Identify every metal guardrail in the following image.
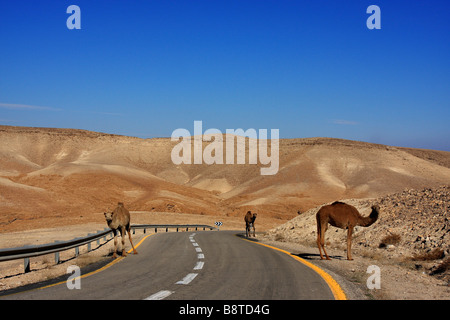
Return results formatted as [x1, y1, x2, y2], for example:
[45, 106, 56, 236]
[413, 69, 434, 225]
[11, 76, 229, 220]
[131, 224, 217, 233]
[0, 224, 217, 273]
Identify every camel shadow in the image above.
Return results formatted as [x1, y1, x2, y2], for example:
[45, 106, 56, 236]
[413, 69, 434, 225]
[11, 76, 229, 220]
[234, 233, 345, 260]
[235, 233, 261, 242]
[106, 249, 131, 257]
[291, 252, 345, 260]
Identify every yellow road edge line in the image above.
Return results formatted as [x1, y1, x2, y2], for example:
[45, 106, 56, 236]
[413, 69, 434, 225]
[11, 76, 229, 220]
[10, 233, 155, 294]
[241, 238, 347, 300]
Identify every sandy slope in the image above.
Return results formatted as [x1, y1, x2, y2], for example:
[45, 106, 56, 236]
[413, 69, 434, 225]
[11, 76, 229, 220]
[1, 125, 450, 233]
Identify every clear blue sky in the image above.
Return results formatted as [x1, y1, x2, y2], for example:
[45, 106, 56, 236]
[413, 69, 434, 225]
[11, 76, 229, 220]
[1, 1, 449, 150]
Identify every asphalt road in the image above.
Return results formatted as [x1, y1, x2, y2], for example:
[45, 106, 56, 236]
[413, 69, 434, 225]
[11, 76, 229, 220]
[1, 231, 338, 300]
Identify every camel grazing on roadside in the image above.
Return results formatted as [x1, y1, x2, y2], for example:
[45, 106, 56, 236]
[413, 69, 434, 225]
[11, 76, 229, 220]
[316, 201, 380, 260]
[244, 211, 257, 237]
[104, 202, 138, 258]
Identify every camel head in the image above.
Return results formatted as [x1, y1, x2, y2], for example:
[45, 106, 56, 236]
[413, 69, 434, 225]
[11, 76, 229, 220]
[371, 204, 380, 212]
[371, 205, 380, 217]
[104, 211, 114, 224]
[364, 204, 380, 226]
[252, 212, 257, 221]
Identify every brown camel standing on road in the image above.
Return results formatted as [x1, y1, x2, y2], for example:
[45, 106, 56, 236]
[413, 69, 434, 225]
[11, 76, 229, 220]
[316, 201, 380, 260]
[244, 211, 257, 237]
[104, 202, 138, 258]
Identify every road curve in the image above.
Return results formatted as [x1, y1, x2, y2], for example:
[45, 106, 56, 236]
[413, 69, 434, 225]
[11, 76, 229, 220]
[1, 231, 340, 300]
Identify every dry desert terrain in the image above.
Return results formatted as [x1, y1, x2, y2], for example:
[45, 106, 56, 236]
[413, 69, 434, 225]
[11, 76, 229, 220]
[0, 125, 449, 298]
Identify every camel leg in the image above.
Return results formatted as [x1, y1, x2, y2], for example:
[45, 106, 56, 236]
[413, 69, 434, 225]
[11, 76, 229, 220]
[318, 223, 330, 260]
[252, 224, 256, 237]
[317, 233, 324, 260]
[112, 231, 118, 259]
[347, 226, 354, 260]
[316, 219, 324, 259]
[321, 237, 331, 260]
[120, 226, 127, 257]
[245, 224, 249, 237]
[127, 226, 138, 254]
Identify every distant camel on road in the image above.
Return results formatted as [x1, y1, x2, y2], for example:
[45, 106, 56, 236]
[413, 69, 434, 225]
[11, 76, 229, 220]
[244, 211, 257, 237]
[316, 201, 380, 260]
[104, 202, 138, 258]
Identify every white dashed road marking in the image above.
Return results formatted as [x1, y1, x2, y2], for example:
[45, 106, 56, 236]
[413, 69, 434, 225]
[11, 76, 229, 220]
[193, 261, 204, 270]
[144, 290, 174, 300]
[144, 232, 205, 300]
[176, 273, 198, 285]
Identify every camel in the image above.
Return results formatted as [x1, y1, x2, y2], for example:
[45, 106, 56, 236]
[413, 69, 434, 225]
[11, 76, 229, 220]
[244, 211, 257, 237]
[316, 201, 380, 260]
[104, 202, 138, 258]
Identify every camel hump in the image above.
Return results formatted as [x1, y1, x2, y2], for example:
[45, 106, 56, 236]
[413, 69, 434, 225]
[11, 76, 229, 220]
[118, 202, 124, 207]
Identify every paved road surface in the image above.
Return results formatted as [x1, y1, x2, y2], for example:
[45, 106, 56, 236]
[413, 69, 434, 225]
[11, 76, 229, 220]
[1, 231, 337, 300]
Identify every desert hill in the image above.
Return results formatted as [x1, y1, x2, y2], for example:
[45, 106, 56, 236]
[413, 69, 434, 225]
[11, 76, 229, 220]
[1, 125, 450, 232]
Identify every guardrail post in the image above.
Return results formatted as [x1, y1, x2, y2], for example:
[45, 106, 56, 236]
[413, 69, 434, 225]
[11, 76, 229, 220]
[54, 241, 61, 264]
[103, 228, 109, 241]
[24, 258, 30, 273]
[166, 227, 168, 232]
[155, 228, 157, 233]
[75, 246, 79, 257]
